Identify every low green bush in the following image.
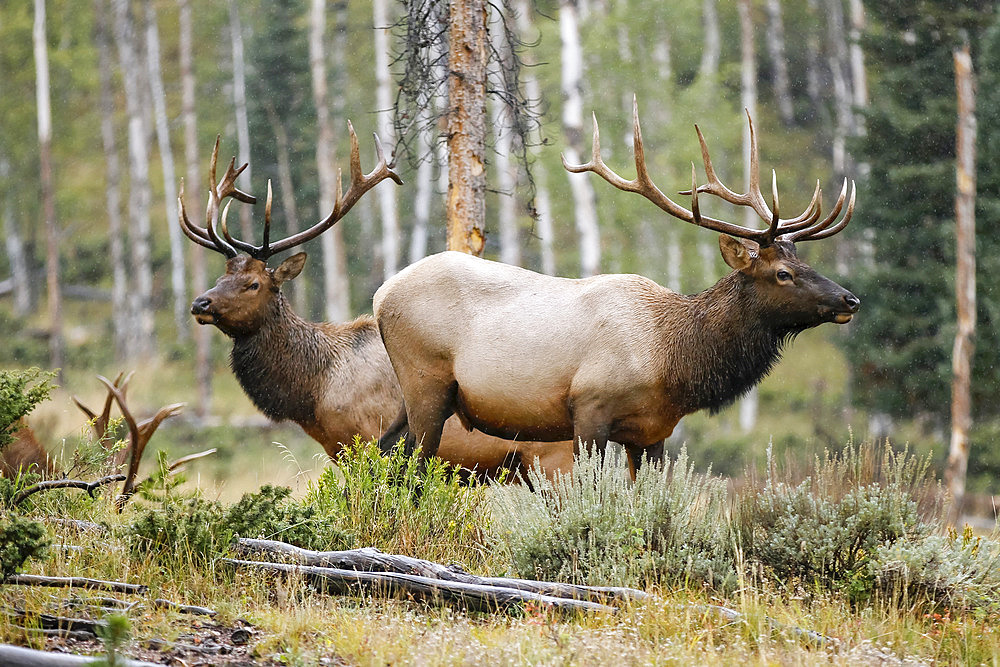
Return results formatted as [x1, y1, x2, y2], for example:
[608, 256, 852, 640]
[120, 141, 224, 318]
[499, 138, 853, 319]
[0, 367, 54, 452]
[0, 515, 49, 578]
[492, 446, 735, 589]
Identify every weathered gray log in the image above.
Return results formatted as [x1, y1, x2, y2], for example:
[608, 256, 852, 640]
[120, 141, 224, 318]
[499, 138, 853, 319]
[234, 538, 648, 603]
[9, 625, 97, 641]
[3, 607, 104, 635]
[3, 575, 147, 595]
[0, 643, 161, 666]
[151, 598, 216, 616]
[222, 558, 615, 614]
[12, 475, 126, 506]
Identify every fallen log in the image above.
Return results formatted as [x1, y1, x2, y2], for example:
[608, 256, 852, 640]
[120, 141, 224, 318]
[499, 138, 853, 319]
[221, 558, 615, 614]
[234, 538, 649, 604]
[3, 607, 105, 635]
[12, 475, 126, 507]
[0, 643, 161, 667]
[151, 598, 217, 616]
[3, 575, 147, 595]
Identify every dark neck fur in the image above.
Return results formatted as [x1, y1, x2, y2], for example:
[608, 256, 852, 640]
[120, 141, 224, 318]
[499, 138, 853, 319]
[229, 294, 349, 425]
[668, 272, 801, 414]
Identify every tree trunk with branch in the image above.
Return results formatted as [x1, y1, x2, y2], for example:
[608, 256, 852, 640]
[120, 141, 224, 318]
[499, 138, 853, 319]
[446, 0, 488, 257]
[179, 0, 212, 417]
[309, 0, 351, 321]
[34, 0, 63, 377]
[560, 0, 600, 277]
[144, 0, 186, 342]
[947, 40, 976, 526]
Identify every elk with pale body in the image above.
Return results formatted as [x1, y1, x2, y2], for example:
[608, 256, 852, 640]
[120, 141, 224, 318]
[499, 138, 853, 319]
[180, 126, 575, 480]
[374, 103, 859, 471]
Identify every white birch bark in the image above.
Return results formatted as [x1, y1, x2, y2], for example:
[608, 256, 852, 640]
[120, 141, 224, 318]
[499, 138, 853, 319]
[97, 0, 129, 360]
[112, 0, 155, 358]
[738, 0, 759, 433]
[409, 120, 433, 264]
[373, 0, 400, 277]
[179, 0, 212, 418]
[490, 14, 520, 267]
[310, 0, 350, 322]
[560, 0, 600, 277]
[144, 0, 186, 342]
[765, 0, 794, 125]
[514, 0, 555, 275]
[228, 0, 254, 240]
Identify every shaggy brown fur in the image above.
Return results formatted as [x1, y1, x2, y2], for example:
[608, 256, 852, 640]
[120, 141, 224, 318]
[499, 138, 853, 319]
[0, 421, 55, 478]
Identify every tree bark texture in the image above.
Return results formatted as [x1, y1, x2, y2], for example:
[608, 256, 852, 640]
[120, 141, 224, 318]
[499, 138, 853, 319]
[765, 0, 794, 125]
[738, 0, 759, 433]
[228, 0, 254, 240]
[179, 0, 213, 417]
[446, 0, 488, 256]
[34, 0, 63, 377]
[97, 0, 129, 362]
[144, 0, 186, 343]
[111, 0, 155, 359]
[947, 41, 976, 525]
[310, 0, 351, 322]
[373, 0, 400, 276]
[560, 0, 600, 277]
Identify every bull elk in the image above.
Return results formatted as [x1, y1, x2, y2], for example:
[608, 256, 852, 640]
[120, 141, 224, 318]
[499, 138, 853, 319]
[180, 125, 575, 480]
[0, 421, 55, 478]
[374, 102, 859, 469]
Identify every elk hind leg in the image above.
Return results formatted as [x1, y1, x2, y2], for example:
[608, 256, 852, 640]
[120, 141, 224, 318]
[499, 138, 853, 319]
[404, 381, 457, 461]
[377, 404, 410, 455]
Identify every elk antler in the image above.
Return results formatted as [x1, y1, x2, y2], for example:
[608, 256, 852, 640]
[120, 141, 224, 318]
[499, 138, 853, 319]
[73, 371, 130, 450]
[179, 123, 402, 262]
[96, 375, 184, 512]
[563, 96, 854, 247]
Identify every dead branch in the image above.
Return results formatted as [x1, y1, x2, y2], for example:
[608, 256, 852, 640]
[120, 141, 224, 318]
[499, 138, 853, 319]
[221, 558, 616, 614]
[0, 643, 162, 666]
[11, 474, 126, 506]
[3, 606, 105, 635]
[234, 538, 649, 604]
[3, 574, 147, 595]
[151, 598, 217, 616]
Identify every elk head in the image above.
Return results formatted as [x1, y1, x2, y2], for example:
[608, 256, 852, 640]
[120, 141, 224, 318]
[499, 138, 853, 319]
[179, 124, 401, 336]
[563, 97, 859, 330]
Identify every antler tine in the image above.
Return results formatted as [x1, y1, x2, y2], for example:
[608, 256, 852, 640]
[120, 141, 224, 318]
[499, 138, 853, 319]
[261, 180, 273, 256]
[787, 179, 848, 241]
[790, 180, 855, 242]
[771, 180, 824, 234]
[263, 122, 403, 257]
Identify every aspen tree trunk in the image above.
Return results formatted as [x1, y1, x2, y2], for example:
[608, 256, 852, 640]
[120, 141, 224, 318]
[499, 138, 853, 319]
[560, 0, 600, 277]
[34, 0, 63, 377]
[373, 0, 400, 276]
[698, 0, 720, 80]
[765, 0, 794, 125]
[112, 0, 155, 358]
[514, 0, 555, 275]
[228, 0, 254, 240]
[490, 16, 520, 267]
[738, 0, 759, 433]
[145, 0, 187, 342]
[447, 0, 488, 256]
[804, 0, 826, 121]
[179, 0, 212, 418]
[310, 0, 350, 322]
[265, 102, 306, 316]
[97, 0, 129, 361]
[409, 117, 433, 264]
[824, 0, 852, 176]
[1, 158, 31, 317]
[946, 41, 976, 526]
[847, 0, 868, 128]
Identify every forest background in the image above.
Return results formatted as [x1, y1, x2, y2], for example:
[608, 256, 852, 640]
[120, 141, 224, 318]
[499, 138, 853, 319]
[3, 0, 999, 507]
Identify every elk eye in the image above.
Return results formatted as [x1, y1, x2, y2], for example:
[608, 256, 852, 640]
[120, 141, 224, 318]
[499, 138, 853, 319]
[248, 282, 260, 291]
[776, 270, 793, 283]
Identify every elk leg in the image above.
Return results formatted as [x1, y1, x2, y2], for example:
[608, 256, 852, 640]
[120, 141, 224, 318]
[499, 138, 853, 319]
[403, 381, 457, 461]
[377, 404, 410, 455]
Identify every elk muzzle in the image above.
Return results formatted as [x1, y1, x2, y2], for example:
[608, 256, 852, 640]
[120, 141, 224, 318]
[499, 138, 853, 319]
[828, 291, 860, 324]
[191, 295, 216, 325]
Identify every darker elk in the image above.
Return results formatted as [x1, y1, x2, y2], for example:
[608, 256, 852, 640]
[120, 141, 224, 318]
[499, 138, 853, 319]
[180, 126, 576, 480]
[374, 102, 859, 470]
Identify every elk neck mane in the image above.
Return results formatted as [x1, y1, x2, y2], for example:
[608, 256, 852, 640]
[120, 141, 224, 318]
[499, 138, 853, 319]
[662, 270, 803, 415]
[229, 292, 370, 426]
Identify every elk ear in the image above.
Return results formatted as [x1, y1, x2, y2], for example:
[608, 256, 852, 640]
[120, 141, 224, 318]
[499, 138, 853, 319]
[719, 235, 756, 271]
[273, 252, 307, 286]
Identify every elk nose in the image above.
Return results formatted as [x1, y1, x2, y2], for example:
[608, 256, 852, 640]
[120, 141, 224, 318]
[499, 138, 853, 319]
[191, 295, 212, 315]
[842, 293, 860, 312]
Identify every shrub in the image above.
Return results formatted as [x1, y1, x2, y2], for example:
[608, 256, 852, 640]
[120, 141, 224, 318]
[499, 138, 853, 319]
[305, 439, 492, 566]
[735, 441, 935, 595]
[0, 516, 49, 577]
[0, 368, 54, 452]
[492, 446, 735, 589]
